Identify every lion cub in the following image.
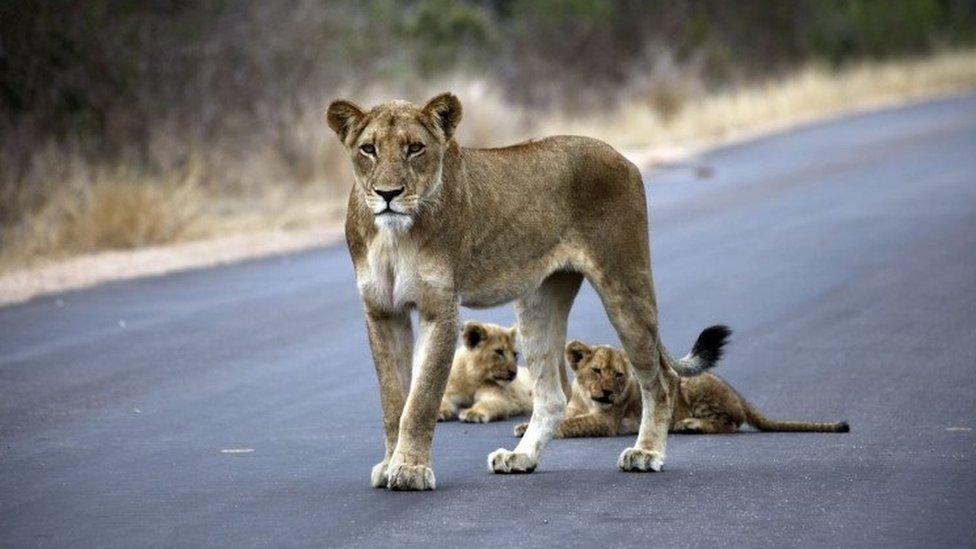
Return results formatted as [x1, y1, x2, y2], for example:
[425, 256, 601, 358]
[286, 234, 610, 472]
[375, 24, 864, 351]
[516, 327, 849, 437]
[438, 321, 532, 423]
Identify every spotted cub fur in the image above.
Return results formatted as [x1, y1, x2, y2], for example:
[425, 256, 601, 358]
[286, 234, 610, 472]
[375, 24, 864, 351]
[515, 327, 849, 437]
[438, 321, 532, 423]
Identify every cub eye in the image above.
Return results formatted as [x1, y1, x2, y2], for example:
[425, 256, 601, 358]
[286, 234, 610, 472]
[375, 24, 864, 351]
[591, 368, 602, 374]
[360, 143, 376, 155]
[495, 349, 505, 357]
[513, 351, 519, 360]
[615, 372, 625, 379]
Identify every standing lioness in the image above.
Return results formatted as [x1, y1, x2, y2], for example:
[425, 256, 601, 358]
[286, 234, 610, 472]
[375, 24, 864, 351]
[327, 92, 724, 490]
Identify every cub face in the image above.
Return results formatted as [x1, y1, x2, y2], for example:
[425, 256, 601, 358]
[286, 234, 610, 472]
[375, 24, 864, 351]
[461, 321, 519, 385]
[566, 341, 631, 407]
[325, 93, 463, 232]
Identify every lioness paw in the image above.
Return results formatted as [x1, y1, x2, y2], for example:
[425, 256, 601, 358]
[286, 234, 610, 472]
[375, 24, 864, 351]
[617, 447, 664, 472]
[488, 448, 537, 474]
[460, 408, 491, 423]
[386, 464, 436, 491]
[370, 460, 390, 489]
[513, 422, 528, 437]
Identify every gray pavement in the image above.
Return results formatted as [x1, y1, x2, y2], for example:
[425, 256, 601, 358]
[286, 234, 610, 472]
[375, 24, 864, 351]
[2, 94, 976, 548]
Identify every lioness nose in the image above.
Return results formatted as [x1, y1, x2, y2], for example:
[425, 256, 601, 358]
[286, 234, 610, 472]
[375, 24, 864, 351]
[375, 188, 404, 203]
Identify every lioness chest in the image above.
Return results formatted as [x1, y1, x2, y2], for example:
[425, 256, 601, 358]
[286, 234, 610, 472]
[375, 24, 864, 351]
[356, 232, 453, 312]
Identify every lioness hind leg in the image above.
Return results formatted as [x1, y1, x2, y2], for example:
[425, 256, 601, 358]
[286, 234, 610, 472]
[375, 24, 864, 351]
[489, 272, 582, 474]
[589, 268, 671, 472]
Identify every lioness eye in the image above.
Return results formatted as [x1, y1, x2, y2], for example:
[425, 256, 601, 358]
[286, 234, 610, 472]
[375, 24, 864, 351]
[360, 143, 375, 155]
[407, 142, 425, 155]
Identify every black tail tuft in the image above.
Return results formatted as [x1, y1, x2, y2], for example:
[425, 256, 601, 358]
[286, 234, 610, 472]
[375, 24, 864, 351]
[837, 422, 851, 433]
[690, 325, 732, 367]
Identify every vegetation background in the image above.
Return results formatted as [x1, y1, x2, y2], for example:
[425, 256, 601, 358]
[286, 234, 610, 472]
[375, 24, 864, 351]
[3, 0, 976, 271]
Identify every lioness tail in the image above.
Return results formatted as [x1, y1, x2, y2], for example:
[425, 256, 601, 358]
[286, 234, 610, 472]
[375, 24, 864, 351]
[667, 325, 732, 377]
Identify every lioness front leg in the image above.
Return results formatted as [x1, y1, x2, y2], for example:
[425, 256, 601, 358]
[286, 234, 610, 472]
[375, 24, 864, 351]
[489, 272, 581, 474]
[386, 304, 458, 491]
[363, 309, 413, 488]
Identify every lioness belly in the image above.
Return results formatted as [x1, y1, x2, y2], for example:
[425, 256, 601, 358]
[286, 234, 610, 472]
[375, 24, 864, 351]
[458, 246, 582, 309]
[459, 282, 534, 309]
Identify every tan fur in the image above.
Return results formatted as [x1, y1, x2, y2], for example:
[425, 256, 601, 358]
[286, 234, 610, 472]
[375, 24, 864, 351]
[327, 92, 702, 490]
[438, 322, 532, 423]
[514, 342, 849, 438]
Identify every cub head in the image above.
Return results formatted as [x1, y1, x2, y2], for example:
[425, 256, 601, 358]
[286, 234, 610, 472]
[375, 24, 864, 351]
[566, 341, 631, 407]
[460, 321, 519, 385]
[326, 93, 462, 232]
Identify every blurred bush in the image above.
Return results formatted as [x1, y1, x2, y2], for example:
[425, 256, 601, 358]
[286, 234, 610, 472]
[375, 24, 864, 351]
[1, 0, 975, 262]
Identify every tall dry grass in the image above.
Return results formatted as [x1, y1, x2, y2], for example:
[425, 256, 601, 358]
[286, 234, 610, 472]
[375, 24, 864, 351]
[3, 49, 976, 273]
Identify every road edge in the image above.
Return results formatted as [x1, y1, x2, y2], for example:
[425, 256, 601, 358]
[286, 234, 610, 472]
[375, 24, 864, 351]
[1, 89, 971, 307]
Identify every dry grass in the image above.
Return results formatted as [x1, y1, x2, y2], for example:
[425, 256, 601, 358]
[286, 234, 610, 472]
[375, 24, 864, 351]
[3, 49, 976, 274]
[0, 175, 202, 268]
[556, 49, 976, 148]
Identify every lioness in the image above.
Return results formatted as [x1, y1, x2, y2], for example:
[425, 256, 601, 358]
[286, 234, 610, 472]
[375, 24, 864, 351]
[437, 321, 532, 423]
[327, 92, 724, 490]
[515, 331, 849, 438]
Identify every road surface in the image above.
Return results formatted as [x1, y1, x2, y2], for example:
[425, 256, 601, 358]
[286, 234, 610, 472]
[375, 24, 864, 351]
[2, 94, 975, 548]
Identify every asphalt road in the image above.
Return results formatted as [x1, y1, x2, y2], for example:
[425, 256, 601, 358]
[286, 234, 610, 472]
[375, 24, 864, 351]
[3, 94, 976, 548]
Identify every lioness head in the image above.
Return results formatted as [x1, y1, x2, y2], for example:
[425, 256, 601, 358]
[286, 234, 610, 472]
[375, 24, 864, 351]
[461, 321, 519, 385]
[566, 341, 631, 406]
[326, 93, 462, 232]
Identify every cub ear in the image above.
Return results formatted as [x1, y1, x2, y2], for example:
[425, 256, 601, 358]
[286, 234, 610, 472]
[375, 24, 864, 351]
[507, 325, 518, 339]
[326, 99, 365, 142]
[422, 92, 462, 140]
[461, 321, 488, 349]
[565, 340, 591, 371]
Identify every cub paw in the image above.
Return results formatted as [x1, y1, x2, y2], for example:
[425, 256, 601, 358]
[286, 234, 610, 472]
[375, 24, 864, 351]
[386, 464, 436, 491]
[617, 447, 664, 472]
[487, 448, 537, 474]
[513, 422, 528, 437]
[370, 460, 389, 489]
[460, 408, 491, 423]
[437, 406, 457, 422]
[672, 418, 703, 434]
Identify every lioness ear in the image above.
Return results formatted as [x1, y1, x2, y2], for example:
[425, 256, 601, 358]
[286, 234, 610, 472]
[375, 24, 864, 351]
[462, 321, 488, 349]
[326, 99, 365, 142]
[422, 92, 462, 140]
[565, 340, 591, 371]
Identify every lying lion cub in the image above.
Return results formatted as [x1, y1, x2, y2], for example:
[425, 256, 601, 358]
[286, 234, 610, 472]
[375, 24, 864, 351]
[516, 328, 849, 438]
[438, 321, 532, 423]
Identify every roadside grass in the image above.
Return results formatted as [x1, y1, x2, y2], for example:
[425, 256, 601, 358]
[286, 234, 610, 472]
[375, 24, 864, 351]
[2, 49, 975, 274]
[557, 48, 976, 148]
